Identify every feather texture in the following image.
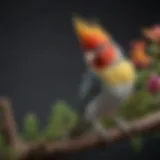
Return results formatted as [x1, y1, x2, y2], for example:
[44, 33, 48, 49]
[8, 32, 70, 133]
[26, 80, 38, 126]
[94, 59, 135, 87]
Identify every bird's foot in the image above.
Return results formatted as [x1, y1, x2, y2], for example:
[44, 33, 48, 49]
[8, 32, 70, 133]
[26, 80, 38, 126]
[114, 117, 131, 134]
[93, 121, 109, 140]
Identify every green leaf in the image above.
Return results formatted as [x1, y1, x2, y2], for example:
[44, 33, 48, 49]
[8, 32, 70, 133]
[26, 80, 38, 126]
[130, 135, 143, 152]
[1, 146, 16, 160]
[147, 43, 160, 58]
[118, 90, 153, 120]
[135, 70, 150, 90]
[43, 100, 78, 139]
[152, 132, 160, 139]
[0, 133, 5, 148]
[154, 61, 160, 73]
[101, 116, 115, 128]
[22, 113, 39, 141]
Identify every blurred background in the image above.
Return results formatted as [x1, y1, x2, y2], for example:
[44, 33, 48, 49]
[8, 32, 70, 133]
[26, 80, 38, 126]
[0, 0, 159, 159]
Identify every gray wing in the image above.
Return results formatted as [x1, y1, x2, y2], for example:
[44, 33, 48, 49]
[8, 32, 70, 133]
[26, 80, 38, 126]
[79, 70, 101, 103]
[70, 70, 102, 136]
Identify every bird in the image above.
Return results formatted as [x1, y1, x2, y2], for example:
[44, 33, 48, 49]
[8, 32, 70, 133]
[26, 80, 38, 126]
[72, 16, 136, 138]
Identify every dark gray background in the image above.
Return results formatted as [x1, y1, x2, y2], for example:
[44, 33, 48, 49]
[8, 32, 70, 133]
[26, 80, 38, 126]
[0, 1, 159, 159]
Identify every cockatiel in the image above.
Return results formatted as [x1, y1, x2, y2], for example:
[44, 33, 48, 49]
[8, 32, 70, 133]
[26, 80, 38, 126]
[72, 17, 136, 137]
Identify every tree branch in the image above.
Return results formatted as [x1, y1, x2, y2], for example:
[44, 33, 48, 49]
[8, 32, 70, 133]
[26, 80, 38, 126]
[0, 97, 160, 160]
[40, 110, 160, 153]
[22, 109, 160, 160]
[0, 97, 20, 145]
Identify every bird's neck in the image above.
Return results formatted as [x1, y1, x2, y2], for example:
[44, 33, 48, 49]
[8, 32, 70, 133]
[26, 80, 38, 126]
[94, 59, 135, 87]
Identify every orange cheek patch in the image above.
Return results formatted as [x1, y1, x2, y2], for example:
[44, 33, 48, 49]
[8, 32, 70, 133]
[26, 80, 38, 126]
[101, 47, 116, 64]
[93, 47, 116, 69]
